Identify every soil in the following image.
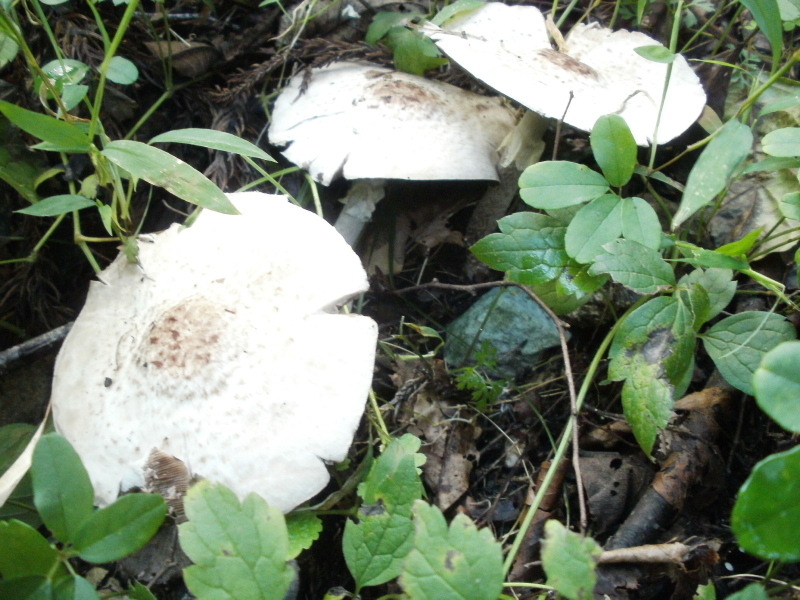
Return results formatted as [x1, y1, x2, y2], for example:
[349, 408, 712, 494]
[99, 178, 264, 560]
[1, 0, 799, 598]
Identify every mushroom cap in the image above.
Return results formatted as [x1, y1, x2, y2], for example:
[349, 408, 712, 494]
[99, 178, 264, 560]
[422, 3, 707, 145]
[268, 61, 516, 185]
[51, 193, 378, 513]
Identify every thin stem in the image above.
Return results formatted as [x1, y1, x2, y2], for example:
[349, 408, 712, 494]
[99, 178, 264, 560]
[735, 49, 800, 121]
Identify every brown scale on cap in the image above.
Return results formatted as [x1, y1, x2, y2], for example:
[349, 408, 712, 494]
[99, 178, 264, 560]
[537, 48, 599, 80]
[143, 449, 192, 522]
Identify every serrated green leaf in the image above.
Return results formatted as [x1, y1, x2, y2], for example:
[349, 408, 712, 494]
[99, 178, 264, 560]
[101, 140, 238, 214]
[739, 0, 783, 69]
[762, 127, 800, 157]
[565, 194, 623, 263]
[0, 100, 91, 153]
[0, 519, 62, 579]
[620, 197, 661, 250]
[732, 445, 800, 561]
[400, 501, 503, 600]
[179, 481, 295, 600]
[752, 340, 800, 433]
[677, 268, 736, 320]
[149, 129, 274, 161]
[526, 265, 608, 315]
[609, 297, 695, 454]
[285, 512, 322, 559]
[589, 239, 675, 294]
[0, 575, 52, 600]
[52, 576, 100, 600]
[470, 212, 569, 285]
[519, 161, 609, 209]
[541, 520, 601, 600]
[590, 115, 638, 186]
[725, 584, 769, 600]
[633, 45, 676, 63]
[15, 195, 96, 217]
[703, 312, 796, 395]
[74, 494, 166, 563]
[344, 434, 425, 589]
[106, 56, 138, 85]
[31, 433, 95, 544]
[672, 119, 753, 230]
[431, 0, 485, 24]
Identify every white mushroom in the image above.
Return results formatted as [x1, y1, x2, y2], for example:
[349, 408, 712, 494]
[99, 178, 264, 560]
[51, 192, 378, 513]
[421, 2, 707, 145]
[268, 61, 516, 245]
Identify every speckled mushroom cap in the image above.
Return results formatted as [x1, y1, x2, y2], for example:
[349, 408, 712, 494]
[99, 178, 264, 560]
[51, 192, 378, 513]
[421, 3, 707, 145]
[268, 61, 516, 185]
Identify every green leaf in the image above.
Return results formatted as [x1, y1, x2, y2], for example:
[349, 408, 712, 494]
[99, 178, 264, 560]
[73, 494, 166, 563]
[149, 129, 274, 161]
[677, 268, 736, 320]
[40, 59, 89, 87]
[0, 144, 43, 204]
[739, 0, 784, 68]
[591, 115, 638, 187]
[633, 45, 676, 63]
[731, 445, 800, 561]
[101, 140, 238, 214]
[609, 297, 696, 454]
[15, 195, 96, 217]
[725, 584, 769, 600]
[589, 239, 675, 294]
[386, 28, 448, 75]
[672, 119, 753, 230]
[285, 512, 323, 559]
[752, 340, 800, 432]
[673, 242, 749, 270]
[780, 191, 800, 220]
[526, 264, 608, 314]
[470, 212, 569, 285]
[0, 519, 62, 579]
[0, 32, 20, 69]
[0, 100, 92, 153]
[677, 282, 711, 331]
[179, 481, 295, 600]
[106, 56, 138, 85]
[52, 576, 101, 600]
[702, 312, 796, 395]
[519, 161, 609, 209]
[762, 127, 800, 157]
[565, 194, 623, 263]
[431, 0, 486, 24]
[716, 228, 761, 256]
[125, 581, 158, 600]
[694, 583, 716, 600]
[31, 433, 95, 544]
[742, 156, 800, 173]
[541, 520, 601, 600]
[0, 575, 52, 600]
[400, 501, 504, 600]
[366, 12, 415, 43]
[343, 434, 425, 589]
[620, 197, 662, 250]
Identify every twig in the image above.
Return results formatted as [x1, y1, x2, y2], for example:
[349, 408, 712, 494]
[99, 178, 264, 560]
[0, 322, 74, 373]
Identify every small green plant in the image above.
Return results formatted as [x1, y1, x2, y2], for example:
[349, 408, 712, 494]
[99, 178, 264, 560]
[0, 432, 166, 598]
[0, 0, 276, 271]
[452, 343, 507, 411]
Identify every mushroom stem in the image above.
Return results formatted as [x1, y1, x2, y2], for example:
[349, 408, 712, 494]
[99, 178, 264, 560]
[334, 179, 388, 246]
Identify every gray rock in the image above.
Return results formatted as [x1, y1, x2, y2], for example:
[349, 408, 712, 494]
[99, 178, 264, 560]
[444, 287, 562, 380]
